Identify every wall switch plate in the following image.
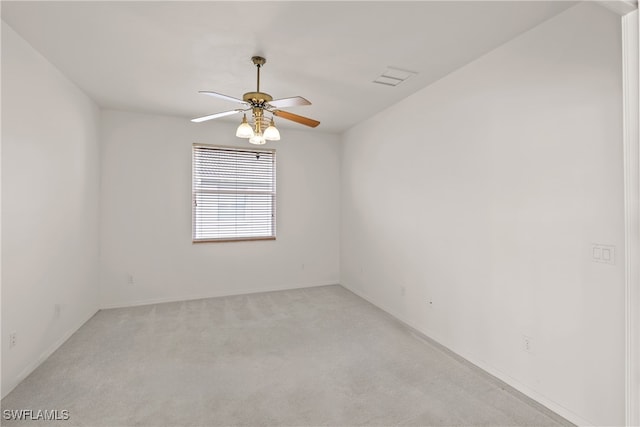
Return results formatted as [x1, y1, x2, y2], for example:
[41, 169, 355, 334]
[592, 244, 615, 265]
[9, 332, 16, 348]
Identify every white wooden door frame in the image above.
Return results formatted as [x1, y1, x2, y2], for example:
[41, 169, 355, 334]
[621, 5, 639, 427]
[595, 2, 638, 423]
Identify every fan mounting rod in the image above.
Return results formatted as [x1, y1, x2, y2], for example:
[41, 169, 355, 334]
[243, 56, 271, 104]
[252, 56, 266, 92]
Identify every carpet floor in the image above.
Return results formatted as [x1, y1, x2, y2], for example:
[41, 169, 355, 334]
[1, 285, 573, 426]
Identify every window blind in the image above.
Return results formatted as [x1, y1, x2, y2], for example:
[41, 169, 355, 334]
[192, 144, 276, 242]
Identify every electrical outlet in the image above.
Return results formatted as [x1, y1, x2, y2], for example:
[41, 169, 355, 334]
[9, 332, 17, 348]
[127, 273, 135, 285]
[523, 335, 532, 353]
[400, 286, 406, 296]
[54, 304, 61, 319]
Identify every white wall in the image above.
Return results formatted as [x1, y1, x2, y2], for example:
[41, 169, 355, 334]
[99, 110, 340, 308]
[340, 3, 624, 426]
[1, 22, 101, 397]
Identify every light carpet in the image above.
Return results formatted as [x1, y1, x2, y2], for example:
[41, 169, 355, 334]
[1, 285, 573, 426]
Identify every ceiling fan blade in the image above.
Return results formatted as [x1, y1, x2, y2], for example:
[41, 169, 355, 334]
[273, 110, 320, 128]
[268, 96, 312, 109]
[191, 109, 243, 123]
[198, 91, 247, 105]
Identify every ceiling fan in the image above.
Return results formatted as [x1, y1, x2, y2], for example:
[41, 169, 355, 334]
[191, 56, 320, 145]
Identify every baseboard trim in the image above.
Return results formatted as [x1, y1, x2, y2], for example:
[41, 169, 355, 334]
[1, 307, 99, 400]
[100, 281, 339, 310]
[340, 283, 593, 427]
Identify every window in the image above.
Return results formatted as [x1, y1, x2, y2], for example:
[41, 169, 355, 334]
[192, 144, 276, 242]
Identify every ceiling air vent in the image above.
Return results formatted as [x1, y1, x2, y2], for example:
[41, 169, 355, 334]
[373, 67, 417, 86]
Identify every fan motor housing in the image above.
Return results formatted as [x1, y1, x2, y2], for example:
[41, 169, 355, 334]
[243, 91, 272, 104]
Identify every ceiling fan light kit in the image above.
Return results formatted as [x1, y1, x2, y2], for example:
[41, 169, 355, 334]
[235, 114, 254, 138]
[192, 56, 319, 145]
[263, 118, 281, 141]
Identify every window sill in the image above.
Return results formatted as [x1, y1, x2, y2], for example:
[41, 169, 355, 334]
[192, 236, 276, 244]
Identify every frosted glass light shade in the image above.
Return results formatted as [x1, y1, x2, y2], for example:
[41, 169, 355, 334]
[264, 119, 280, 141]
[236, 114, 254, 138]
[249, 134, 266, 145]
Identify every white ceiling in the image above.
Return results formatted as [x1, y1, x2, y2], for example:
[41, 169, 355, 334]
[2, 1, 577, 134]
